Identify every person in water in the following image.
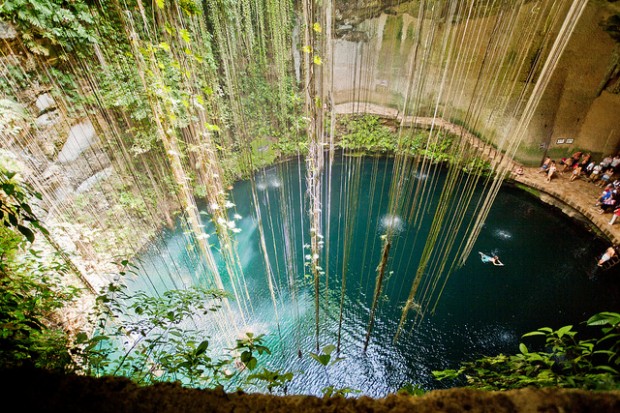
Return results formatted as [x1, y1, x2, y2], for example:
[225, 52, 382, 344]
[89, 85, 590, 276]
[479, 251, 504, 266]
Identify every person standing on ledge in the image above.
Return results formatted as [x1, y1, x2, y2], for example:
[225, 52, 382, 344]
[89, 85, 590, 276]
[546, 160, 557, 183]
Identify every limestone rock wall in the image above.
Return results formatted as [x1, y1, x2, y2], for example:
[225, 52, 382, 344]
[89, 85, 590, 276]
[331, 0, 620, 165]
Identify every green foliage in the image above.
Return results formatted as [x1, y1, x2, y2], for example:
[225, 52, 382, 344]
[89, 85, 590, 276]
[84, 283, 232, 385]
[321, 385, 361, 398]
[0, 250, 80, 371]
[250, 138, 278, 169]
[115, 191, 149, 218]
[0, 169, 81, 371]
[309, 344, 358, 397]
[80, 284, 298, 392]
[272, 136, 308, 156]
[338, 115, 397, 153]
[419, 134, 454, 163]
[0, 64, 31, 95]
[309, 344, 342, 367]
[433, 312, 620, 390]
[247, 368, 294, 394]
[397, 382, 426, 396]
[0, 0, 96, 56]
[462, 157, 492, 177]
[1, 168, 48, 243]
[0, 99, 28, 138]
[234, 66, 306, 166]
[233, 332, 271, 372]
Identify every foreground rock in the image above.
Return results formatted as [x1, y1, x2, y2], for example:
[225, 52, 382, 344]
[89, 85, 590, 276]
[3, 367, 619, 413]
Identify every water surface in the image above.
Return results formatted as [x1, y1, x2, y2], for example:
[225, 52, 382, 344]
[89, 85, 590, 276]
[127, 156, 620, 397]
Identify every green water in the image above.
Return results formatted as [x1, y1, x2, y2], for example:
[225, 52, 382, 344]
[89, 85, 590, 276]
[128, 156, 620, 396]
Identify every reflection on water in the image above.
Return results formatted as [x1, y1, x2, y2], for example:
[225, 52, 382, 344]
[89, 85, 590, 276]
[127, 157, 620, 397]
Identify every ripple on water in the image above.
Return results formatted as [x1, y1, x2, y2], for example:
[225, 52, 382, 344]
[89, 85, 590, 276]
[494, 229, 512, 240]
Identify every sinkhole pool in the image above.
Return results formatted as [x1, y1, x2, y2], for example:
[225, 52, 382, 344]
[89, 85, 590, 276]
[126, 156, 620, 397]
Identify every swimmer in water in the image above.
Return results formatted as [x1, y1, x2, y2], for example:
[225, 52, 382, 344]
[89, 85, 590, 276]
[479, 251, 504, 266]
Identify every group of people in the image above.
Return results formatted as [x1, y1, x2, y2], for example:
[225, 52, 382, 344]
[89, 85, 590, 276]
[536, 152, 620, 269]
[594, 182, 620, 219]
[539, 151, 620, 185]
[537, 151, 620, 222]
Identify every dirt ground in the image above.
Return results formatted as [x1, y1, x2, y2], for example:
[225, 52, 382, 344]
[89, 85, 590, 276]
[3, 366, 620, 413]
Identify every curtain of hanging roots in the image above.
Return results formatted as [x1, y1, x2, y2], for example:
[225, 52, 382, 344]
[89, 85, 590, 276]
[0, 0, 588, 355]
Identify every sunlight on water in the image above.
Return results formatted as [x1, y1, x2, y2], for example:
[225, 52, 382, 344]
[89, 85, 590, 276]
[379, 214, 405, 233]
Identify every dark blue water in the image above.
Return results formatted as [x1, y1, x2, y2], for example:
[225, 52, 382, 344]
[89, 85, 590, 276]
[127, 156, 620, 397]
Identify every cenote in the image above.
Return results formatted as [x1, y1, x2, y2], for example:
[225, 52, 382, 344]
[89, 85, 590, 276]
[125, 156, 620, 397]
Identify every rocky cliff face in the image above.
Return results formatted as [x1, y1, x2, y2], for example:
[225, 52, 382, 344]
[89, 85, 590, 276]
[331, 1, 620, 164]
[532, 2, 620, 161]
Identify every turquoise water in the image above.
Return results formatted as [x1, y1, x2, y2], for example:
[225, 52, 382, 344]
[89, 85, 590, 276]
[127, 156, 620, 397]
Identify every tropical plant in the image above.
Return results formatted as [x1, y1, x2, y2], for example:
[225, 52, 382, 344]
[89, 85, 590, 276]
[82, 281, 231, 385]
[433, 312, 620, 390]
[338, 115, 397, 153]
[309, 344, 359, 397]
[0, 0, 96, 56]
[233, 331, 272, 372]
[397, 382, 427, 396]
[1, 168, 48, 243]
[247, 368, 294, 394]
[0, 167, 82, 372]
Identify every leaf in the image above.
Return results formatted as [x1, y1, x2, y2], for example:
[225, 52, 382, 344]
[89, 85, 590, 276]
[156, 0, 165, 9]
[322, 344, 336, 355]
[522, 331, 546, 338]
[2, 183, 15, 195]
[246, 357, 257, 371]
[519, 343, 528, 355]
[587, 312, 620, 326]
[310, 352, 330, 366]
[556, 325, 573, 338]
[195, 340, 209, 356]
[20, 202, 33, 216]
[312, 22, 322, 33]
[313, 55, 323, 65]
[595, 365, 619, 374]
[180, 29, 191, 43]
[256, 345, 271, 355]
[17, 224, 34, 242]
